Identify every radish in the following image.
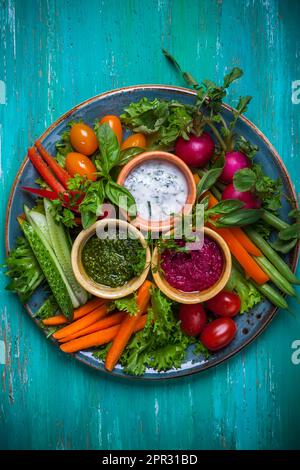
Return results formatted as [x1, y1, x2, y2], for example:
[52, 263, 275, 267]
[175, 132, 215, 167]
[220, 151, 251, 183]
[222, 183, 261, 209]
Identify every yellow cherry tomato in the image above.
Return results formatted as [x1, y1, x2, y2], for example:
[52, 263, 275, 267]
[100, 115, 123, 145]
[65, 152, 97, 181]
[121, 133, 147, 150]
[70, 123, 98, 156]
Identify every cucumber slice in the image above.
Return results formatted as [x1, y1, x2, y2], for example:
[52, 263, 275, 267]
[18, 217, 74, 320]
[26, 207, 52, 247]
[44, 199, 88, 306]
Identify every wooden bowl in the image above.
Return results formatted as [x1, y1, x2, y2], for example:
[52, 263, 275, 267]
[71, 219, 151, 299]
[151, 227, 232, 304]
[117, 151, 197, 232]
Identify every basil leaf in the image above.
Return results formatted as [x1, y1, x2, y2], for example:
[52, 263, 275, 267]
[208, 199, 244, 215]
[223, 68, 243, 89]
[270, 237, 298, 254]
[81, 211, 97, 229]
[119, 147, 144, 166]
[79, 180, 105, 229]
[105, 180, 137, 216]
[216, 208, 262, 227]
[95, 123, 120, 177]
[196, 168, 223, 198]
[233, 168, 256, 192]
[278, 223, 300, 241]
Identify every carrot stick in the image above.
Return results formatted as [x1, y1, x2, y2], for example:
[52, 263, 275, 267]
[53, 304, 108, 340]
[73, 298, 107, 320]
[205, 190, 266, 280]
[193, 173, 200, 185]
[42, 315, 69, 326]
[105, 280, 152, 371]
[60, 315, 147, 354]
[42, 298, 107, 326]
[208, 223, 269, 284]
[59, 312, 126, 343]
[230, 227, 262, 257]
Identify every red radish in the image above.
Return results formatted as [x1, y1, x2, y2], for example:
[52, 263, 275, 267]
[175, 132, 215, 167]
[179, 303, 207, 336]
[220, 151, 251, 183]
[222, 183, 261, 209]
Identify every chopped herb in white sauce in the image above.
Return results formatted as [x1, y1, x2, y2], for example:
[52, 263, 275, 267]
[124, 160, 188, 221]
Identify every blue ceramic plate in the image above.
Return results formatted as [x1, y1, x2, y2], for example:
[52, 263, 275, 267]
[5, 85, 299, 380]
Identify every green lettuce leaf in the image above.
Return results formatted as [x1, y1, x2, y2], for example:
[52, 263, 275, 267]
[119, 288, 193, 375]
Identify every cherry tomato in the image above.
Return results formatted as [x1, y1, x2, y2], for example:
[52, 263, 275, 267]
[206, 291, 241, 317]
[70, 123, 98, 156]
[200, 318, 237, 351]
[179, 303, 207, 336]
[100, 115, 123, 145]
[121, 133, 147, 150]
[65, 152, 97, 181]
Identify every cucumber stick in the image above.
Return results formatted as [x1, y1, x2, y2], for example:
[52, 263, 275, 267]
[44, 199, 88, 306]
[18, 217, 74, 319]
[25, 207, 52, 247]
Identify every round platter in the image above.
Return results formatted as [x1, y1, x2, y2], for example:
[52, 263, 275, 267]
[5, 85, 299, 380]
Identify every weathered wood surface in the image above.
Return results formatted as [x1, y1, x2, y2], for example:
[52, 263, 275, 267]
[0, 0, 299, 450]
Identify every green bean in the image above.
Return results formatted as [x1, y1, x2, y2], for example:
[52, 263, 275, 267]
[252, 281, 288, 310]
[261, 210, 289, 231]
[245, 228, 300, 285]
[254, 256, 296, 296]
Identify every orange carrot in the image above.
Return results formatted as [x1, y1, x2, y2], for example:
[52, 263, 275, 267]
[230, 227, 262, 257]
[193, 173, 200, 185]
[42, 298, 107, 326]
[208, 223, 269, 284]
[206, 191, 219, 208]
[42, 315, 69, 326]
[60, 315, 147, 354]
[53, 304, 108, 340]
[204, 191, 266, 281]
[105, 280, 152, 371]
[73, 298, 106, 320]
[59, 312, 126, 343]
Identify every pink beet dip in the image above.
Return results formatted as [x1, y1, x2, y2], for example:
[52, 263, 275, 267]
[161, 236, 223, 292]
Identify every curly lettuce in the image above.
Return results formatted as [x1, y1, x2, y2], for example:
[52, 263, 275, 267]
[226, 265, 262, 313]
[118, 288, 192, 375]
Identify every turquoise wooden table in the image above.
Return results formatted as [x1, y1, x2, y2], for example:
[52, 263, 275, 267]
[1, 0, 300, 450]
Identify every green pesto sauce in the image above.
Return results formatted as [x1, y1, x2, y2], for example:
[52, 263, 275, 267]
[82, 235, 146, 287]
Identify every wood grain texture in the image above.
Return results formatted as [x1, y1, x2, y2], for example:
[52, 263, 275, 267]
[1, 0, 300, 450]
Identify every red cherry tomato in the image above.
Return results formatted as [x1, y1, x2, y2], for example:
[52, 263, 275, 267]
[206, 291, 241, 317]
[200, 318, 237, 351]
[100, 115, 123, 146]
[179, 303, 207, 336]
[70, 123, 98, 156]
[65, 152, 97, 181]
